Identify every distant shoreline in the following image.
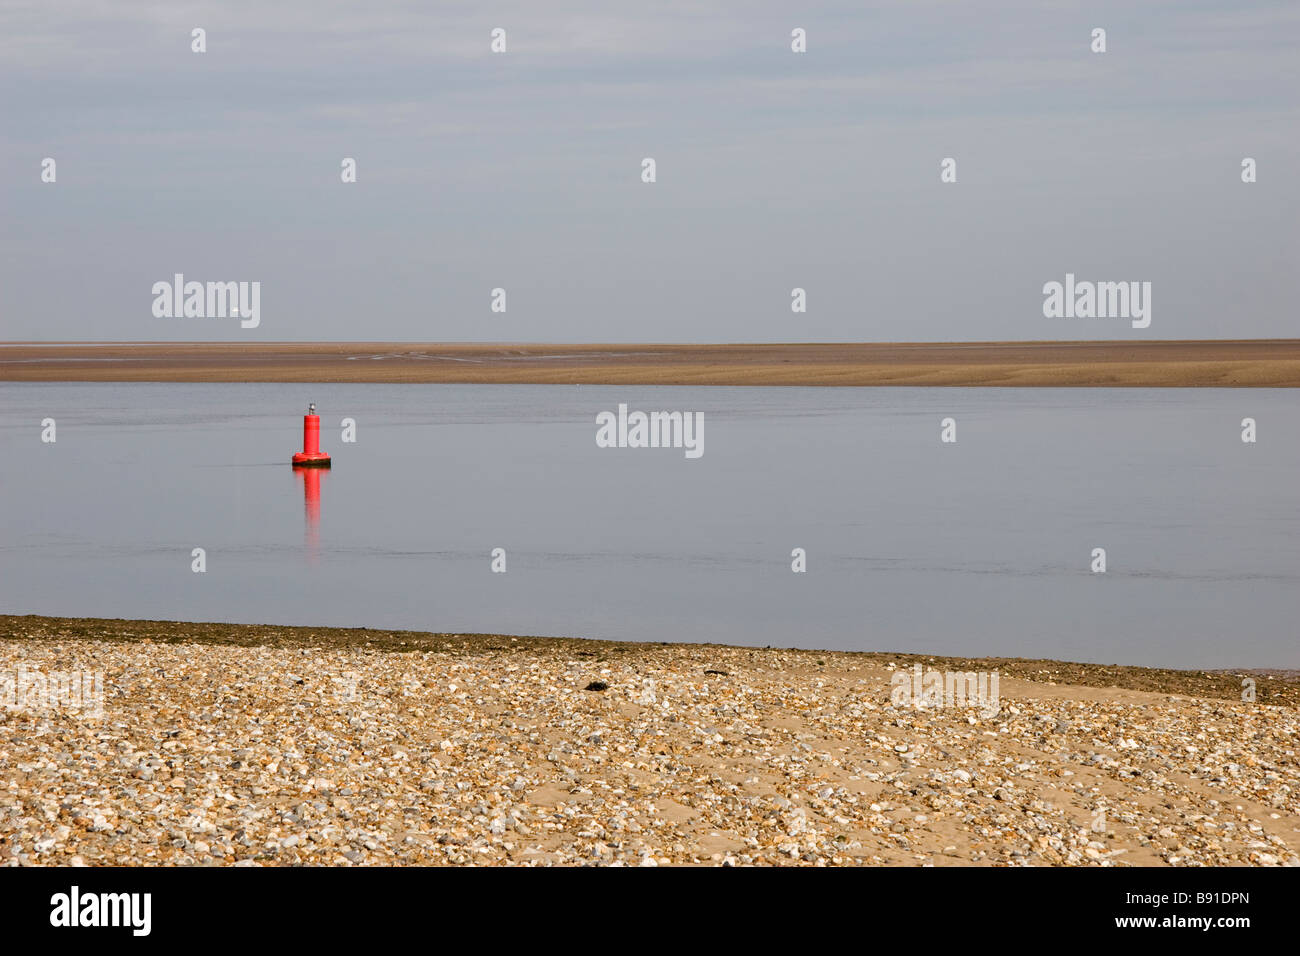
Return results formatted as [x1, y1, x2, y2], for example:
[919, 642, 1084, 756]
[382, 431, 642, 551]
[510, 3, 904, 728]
[3, 340, 1300, 386]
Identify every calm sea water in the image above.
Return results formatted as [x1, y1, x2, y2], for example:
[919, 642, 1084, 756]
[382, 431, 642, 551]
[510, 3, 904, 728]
[1, 383, 1296, 668]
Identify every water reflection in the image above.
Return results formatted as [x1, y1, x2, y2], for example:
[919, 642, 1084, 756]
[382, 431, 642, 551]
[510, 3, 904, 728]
[292, 465, 325, 558]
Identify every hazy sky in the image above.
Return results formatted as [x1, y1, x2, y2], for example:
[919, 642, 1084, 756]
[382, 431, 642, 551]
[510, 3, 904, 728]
[2, 0, 1297, 342]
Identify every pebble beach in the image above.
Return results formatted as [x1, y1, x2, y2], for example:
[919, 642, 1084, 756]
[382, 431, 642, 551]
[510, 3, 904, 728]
[1, 616, 1296, 866]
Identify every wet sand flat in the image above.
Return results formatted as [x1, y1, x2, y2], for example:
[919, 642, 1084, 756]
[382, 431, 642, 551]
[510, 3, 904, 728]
[3, 340, 1300, 386]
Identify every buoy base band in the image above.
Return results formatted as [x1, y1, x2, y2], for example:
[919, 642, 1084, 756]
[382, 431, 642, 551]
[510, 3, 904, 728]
[291, 453, 331, 467]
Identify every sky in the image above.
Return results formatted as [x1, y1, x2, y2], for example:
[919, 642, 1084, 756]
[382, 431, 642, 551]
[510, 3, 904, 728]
[2, 0, 1298, 342]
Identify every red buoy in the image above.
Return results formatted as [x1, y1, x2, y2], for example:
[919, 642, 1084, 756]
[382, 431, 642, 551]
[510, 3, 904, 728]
[291, 403, 331, 467]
